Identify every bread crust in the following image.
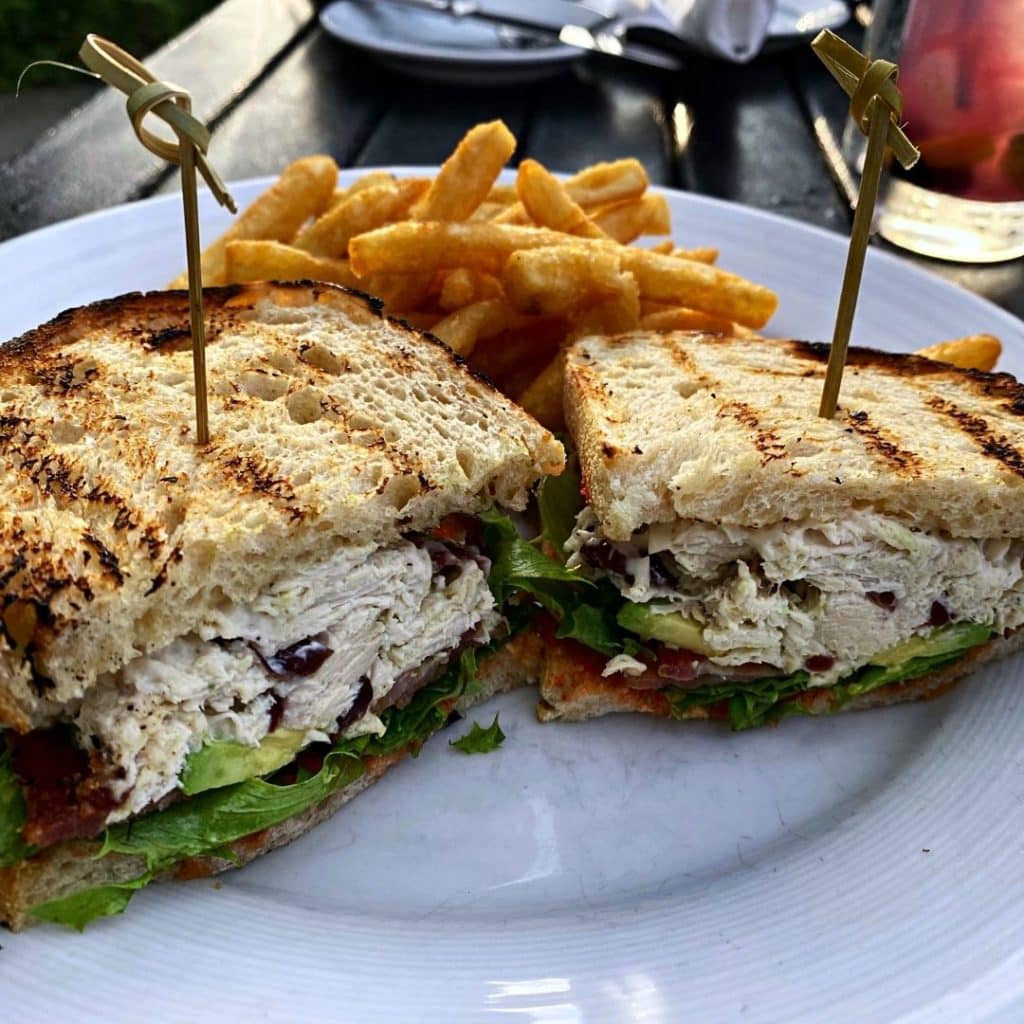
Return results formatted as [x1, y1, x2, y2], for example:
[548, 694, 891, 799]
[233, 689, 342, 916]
[536, 628, 1024, 723]
[0, 637, 539, 930]
[0, 283, 563, 725]
[564, 332, 1024, 541]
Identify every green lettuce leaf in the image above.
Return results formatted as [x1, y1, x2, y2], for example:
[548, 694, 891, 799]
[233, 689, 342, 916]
[28, 649, 480, 930]
[665, 673, 812, 731]
[0, 742, 30, 868]
[30, 875, 152, 932]
[537, 451, 583, 561]
[480, 509, 585, 614]
[450, 713, 505, 754]
[665, 622, 994, 731]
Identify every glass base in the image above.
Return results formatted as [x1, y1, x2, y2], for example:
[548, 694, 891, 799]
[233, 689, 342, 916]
[874, 177, 1024, 264]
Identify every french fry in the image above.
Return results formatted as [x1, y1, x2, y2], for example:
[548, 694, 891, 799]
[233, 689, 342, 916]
[351, 223, 777, 328]
[486, 183, 519, 205]
[438, 268, 503, 311]
[648, 239, 675, 254]
[617, 247, 776, 328]
[367, 273, 438, 312]
[571, 287, 641, 337]
[592, 194, 671, 243]
[469, 318, 568, 396]
[516, 160, 608, 238]
[519, 350, 566, 431]
[349, 222, 570, 276]
[674, 246, 719, 264]
[567, 158, 649, 209]
[293, 178, 429, 257]
[503, 246, 630, 315]
[640, 307, 743, 334]
[411, 120, 517, 222]
[430, 298, 514, 356]
[224, 240, 359, 288]
[345, 170, 396, 197]
[915, 333, 1002, 371]
[169, 155, 338, 288]
[495, 158, 649, 224]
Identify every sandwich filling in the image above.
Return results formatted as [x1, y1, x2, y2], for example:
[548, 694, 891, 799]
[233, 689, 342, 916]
[563, 506, 1024, 723]
[6, 520, 500, 848]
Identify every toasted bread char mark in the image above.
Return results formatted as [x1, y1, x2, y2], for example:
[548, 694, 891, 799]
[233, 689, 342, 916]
[926, 396, 1024, 478]
[844, 409, 923, 476]
[718, 400, 787, 464]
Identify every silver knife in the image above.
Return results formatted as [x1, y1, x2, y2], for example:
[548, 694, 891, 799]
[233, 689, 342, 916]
[356, 0, 686, 72]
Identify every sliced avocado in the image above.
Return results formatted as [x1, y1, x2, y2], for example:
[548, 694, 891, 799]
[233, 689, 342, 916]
[180, 729, 308, 796]
[616, 601, 713, 655]
[870, 622, 992, 668]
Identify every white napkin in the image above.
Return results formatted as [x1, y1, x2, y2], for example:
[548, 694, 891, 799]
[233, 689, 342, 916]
[611, 0, 778, 63]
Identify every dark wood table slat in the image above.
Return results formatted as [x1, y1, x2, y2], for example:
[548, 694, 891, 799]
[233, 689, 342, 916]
[672, 53, 849, 233]
[155, 32, 387, 192]
[0, 0, 316, 239]
[519, 65, 674, 186]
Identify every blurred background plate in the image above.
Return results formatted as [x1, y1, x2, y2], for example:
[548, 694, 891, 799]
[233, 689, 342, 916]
[319, 0, 586, 85]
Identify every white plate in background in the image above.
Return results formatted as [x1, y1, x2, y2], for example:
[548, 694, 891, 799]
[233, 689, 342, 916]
[1, 172, 1023, 1023]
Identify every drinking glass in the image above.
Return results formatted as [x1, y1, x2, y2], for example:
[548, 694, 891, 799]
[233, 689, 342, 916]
[843, 0, 1024, 262]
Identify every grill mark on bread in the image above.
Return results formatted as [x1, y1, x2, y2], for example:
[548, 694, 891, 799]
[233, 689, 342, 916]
[926, 396, 1024, 477]
[844, 410, 923, 476]
[718, 400, 788, 464]
[217, 452, 301, 510]
[81, 530, 124, 586]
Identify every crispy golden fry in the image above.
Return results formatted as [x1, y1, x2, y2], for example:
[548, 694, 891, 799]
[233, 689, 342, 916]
[345, 170, 395, 197]
[915, 333, 1002, 371]
[471, 202, 509, 221]
[495, 158, 649, 225]
[648, 239, 675, 254]
[169, 155, 338, 288]
[223, 240, 359, 288]
[674, 246, 719, 264]
[366, 272, 437, 312]
[567, 158, 649, 208]
[351, 222, 776, 328]
[639, 307, 743, 335]
[349, 222, 566, 276]
[617, 247, 775, 328]
[516, 160, 608, 238]
[469, 318, 568, 396]
[293, 178, 429, 257]
[486, 183, 519, 205]
[411, 120, 517, 222]
[572, 287, 640, 337]
[519, 350, 566, 431]
[502, 246, 629, 315]
[591, 194, 671, 243]
[430, 298, 514, 356]
[438, 268, 503, 311]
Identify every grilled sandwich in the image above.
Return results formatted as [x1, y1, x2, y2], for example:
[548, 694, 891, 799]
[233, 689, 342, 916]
[537, 331, 1024, 728]
[0, 282, 562, 929]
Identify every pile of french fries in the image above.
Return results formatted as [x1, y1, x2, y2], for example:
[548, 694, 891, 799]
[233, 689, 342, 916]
[171, 120, 1001, 427]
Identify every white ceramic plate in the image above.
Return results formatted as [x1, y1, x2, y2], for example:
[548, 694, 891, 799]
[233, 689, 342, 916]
[2, 173, 1024, 1024]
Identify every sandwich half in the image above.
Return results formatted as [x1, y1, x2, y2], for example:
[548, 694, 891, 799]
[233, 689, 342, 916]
[537, 331, 1024, 727]
[0, 282, 562, 929]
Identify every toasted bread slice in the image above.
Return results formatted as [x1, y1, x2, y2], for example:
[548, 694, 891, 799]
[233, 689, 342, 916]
[0, 634, 542, 931]
[564, 332, 1024, 541]
[537, 628, 1024, 724]
[0, 283, 563, 729]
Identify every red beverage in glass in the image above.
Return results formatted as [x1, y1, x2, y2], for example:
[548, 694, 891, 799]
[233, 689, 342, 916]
[897, 0, 1024, 201]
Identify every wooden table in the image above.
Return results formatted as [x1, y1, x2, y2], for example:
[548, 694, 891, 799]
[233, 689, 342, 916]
[1, 0, 1020, 318]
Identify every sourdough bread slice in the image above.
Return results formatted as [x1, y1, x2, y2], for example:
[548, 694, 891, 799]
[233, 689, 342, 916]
[564, 331, 1024, 541]
[0, 634, 542, 931]
[0, 283, 563, 728]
